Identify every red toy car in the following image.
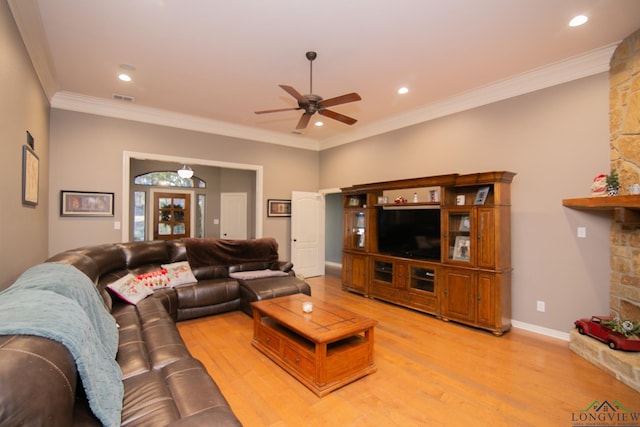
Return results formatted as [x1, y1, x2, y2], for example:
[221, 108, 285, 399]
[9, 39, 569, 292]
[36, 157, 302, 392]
[575, 316, 640, 351]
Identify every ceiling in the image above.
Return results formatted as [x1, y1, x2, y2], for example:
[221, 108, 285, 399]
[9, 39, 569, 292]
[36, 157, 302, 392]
[8, 0, 640, 149]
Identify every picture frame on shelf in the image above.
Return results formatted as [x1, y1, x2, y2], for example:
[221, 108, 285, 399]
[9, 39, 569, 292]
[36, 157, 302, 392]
[348, 197, 361, 207]
[452, 236, 471, 261]
[61, 190, 114, 217]
[267, 199, 291, 217]
[474, 186, 490, 205]
[458, 215, 470, 231]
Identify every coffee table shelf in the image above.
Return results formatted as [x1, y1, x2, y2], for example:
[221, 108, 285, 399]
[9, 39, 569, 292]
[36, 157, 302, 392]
[251, 294, 377, 397]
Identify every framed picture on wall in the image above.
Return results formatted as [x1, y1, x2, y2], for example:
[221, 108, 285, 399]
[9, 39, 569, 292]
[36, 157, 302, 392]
[22, 145, 39, 206]
[60, 190, 114, 217]
[267, 199, 291, 217]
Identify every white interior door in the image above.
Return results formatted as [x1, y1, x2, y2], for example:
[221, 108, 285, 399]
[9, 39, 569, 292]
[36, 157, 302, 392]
[291, 191, 324, 278]
[220, 192, 247, 239]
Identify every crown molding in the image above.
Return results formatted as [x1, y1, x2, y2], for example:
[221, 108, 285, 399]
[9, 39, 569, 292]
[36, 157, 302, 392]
[319, 43, 617, 151]
[51, 92, 320, 151]
[7, 0, 58, 99]
[21, 0, 615, 156]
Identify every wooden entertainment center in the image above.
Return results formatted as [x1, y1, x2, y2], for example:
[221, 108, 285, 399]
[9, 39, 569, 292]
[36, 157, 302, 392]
[341, 171, 515, 335]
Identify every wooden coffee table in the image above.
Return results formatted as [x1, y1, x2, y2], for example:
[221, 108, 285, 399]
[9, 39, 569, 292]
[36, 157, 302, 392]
[251, 294, 377, 397]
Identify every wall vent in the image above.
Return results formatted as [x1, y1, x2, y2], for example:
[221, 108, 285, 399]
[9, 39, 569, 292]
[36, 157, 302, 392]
[112, 93, 135, 102]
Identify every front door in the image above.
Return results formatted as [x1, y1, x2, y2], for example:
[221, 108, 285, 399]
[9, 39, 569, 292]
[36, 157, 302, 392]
[153, 192, 191, 240]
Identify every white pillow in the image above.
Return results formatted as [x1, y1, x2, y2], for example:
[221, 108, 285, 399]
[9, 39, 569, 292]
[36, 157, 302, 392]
[161, 261, 198, 286]
[229, 269, 289, 280]
[107, 273, 153, 305]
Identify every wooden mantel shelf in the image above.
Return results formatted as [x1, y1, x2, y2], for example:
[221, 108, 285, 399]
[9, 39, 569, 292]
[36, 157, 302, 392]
[562, 195, 640, 224]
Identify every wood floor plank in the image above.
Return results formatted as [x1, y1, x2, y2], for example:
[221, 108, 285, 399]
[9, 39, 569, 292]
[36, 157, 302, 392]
[177, 272, 639, 426]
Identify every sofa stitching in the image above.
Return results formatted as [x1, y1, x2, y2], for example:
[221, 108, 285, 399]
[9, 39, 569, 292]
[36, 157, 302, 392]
[0, 347, 74, 402]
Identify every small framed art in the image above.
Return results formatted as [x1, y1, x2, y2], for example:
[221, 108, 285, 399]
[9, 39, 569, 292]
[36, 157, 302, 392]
[452, 236, 471, 261]
[22, 145, 39, 206]
[267, 199, 291, 217]
[61, 191, 114, 217]
[474, 186, 490, 205]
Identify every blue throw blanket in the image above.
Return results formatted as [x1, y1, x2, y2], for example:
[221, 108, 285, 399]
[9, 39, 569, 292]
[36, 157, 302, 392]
[0, 263, 123, 427]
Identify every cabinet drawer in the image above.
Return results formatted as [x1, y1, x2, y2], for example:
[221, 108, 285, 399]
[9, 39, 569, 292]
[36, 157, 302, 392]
[406, 292, 437, 313]
[256, 325, 281, 353]
[282, 342, 315, 379]
[370, 283, 400, 300]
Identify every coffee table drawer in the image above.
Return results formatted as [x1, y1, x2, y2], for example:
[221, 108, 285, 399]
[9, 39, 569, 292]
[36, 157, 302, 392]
[256, 325, 281, 353]
[282, 342, 314, 379]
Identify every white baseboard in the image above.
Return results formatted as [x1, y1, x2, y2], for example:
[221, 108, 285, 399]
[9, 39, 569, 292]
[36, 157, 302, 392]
[325, 261, 342, 269]
[511, 320, 570, 342]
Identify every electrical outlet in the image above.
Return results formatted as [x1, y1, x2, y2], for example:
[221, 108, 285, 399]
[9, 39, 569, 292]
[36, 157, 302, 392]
[537, 301, 546, 312]
[577, 227, 586, 238]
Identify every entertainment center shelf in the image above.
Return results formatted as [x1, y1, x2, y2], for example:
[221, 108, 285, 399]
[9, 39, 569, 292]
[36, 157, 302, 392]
[341, 171, 515, 336]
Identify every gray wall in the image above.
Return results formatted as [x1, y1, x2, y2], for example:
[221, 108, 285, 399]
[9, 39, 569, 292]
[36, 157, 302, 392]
[320, 74, 611, 333]
[324, 192, 343, 264]
[48, 110, 320, 259]
[0, 1, 50, 290]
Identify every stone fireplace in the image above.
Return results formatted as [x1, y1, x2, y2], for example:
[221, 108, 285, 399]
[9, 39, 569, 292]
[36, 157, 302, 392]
[609, 28, 640, 322]
[569, 28, 640, 393]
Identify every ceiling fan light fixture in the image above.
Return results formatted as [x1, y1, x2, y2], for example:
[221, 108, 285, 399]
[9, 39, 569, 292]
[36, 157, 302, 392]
[177, 164, 194, 178]
[398, 87, 409, 94]
[315, 121, 324, 127]
[118, 73, 132, 82]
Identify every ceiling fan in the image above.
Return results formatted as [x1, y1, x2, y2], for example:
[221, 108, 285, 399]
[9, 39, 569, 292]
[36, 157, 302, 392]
[255, 51, 361, 130]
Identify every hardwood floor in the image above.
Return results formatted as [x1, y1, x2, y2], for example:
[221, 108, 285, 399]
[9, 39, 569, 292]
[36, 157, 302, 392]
[177, 272, 639, 426]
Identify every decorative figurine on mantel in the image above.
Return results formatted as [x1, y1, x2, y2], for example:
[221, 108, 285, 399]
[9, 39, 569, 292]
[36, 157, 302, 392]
[590, 170, 620, 197]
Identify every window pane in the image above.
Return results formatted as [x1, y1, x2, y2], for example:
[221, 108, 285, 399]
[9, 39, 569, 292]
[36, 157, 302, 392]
[173, 198, 185, 209]
[173, 223, 185, 234]
[158, 223, 171, 235]
[159, 198, 172, 209]
[133, 191, 146, 241]
[196, 194, 205, 238]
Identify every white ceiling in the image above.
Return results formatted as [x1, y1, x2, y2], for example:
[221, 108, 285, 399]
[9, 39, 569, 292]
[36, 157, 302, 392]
[8, 0, 640, 150]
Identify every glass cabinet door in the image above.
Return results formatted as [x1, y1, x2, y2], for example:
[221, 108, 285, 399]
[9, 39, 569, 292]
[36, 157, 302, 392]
[445, 209, 473, 263]
[345, 210, 368, 250]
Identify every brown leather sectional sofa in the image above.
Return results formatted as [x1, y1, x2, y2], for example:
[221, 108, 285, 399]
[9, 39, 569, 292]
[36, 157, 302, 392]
[0, 238, 310, 426]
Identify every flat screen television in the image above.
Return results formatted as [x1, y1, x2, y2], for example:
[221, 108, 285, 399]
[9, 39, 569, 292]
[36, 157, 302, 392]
[377, 207, 441, 261]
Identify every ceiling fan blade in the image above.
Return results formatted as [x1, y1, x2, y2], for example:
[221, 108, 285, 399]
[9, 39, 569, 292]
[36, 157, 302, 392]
[318, 92, 361, 108]
[255, 107, 301, 114]
[279, 85, 309, 105]
[296, 112, 313, 129]
[319, 109, 358, 125]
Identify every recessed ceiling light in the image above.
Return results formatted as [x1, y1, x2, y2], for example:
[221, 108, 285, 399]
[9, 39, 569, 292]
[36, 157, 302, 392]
[569, 15, 588, 27]
[118, 73, 132, 82]
[315, 121, 324, 127]
[398, 87, 409, 95]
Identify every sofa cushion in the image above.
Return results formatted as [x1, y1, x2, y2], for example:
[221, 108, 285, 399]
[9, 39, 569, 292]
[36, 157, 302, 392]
[107, 274, 153, 305]
[137, 269, 171, 290]
[162, 261, 197, 286]
[174, 279, 239, 309]
[118, 241, 169, 269]
[229, 269, 288, 280]
[0, 335, 78, 427]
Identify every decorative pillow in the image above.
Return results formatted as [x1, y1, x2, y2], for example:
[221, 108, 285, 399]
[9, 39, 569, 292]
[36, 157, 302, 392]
[107, 274, 153, 305]
[161, 261, 197, 286]
[136, 269, 170, 290]
[229, 269, 289, 280]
